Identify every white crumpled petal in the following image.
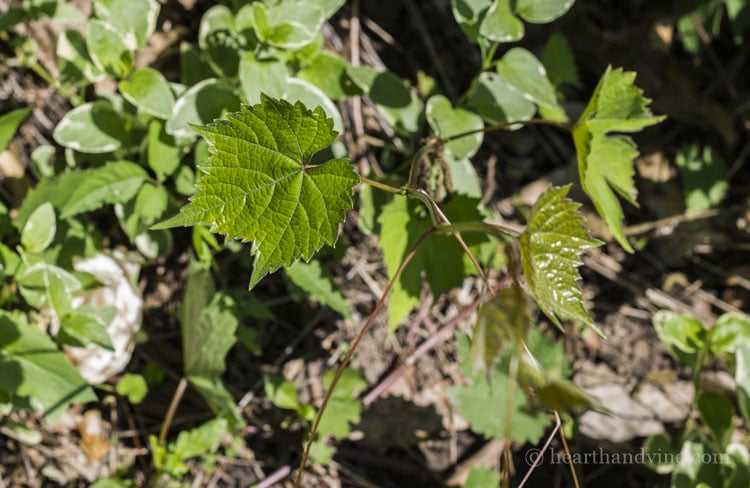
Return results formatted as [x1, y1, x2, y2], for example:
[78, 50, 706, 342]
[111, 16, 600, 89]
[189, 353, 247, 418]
[63, 252, 143, 384]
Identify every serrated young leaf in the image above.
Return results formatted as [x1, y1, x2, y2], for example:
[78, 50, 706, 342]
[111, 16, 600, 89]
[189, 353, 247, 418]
[116, 373, 148, 404]
[285, 259, 351, 319]
[518, 185, 601, 331]
[572, 66, 665, 251]
[155, 96, 358, 289]
[59, 161, 149, 219]
[0, 312, 96, 423]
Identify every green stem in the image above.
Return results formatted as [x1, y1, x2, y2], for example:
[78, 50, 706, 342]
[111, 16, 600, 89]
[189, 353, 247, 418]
[434, 220, 520, 241]
[482, 42, 500, 70]
[442, 118, 572, 145]
[359, 175, 403, 195]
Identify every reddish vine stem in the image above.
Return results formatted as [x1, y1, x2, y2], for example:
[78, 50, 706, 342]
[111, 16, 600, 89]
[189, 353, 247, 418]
[293, 228, 435, 488]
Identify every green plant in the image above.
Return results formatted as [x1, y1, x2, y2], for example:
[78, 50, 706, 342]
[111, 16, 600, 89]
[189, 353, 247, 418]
[0, 0, 669, 485]
[644, 311, 750, 487]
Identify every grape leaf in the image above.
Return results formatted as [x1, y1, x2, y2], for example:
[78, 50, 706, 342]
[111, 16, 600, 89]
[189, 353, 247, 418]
[317, 368, 366, 439]
[572, 66, 665, 252]
[518, 185, 601, 331]
[470, 285, 529, 372]
[154, 96, 359, 289]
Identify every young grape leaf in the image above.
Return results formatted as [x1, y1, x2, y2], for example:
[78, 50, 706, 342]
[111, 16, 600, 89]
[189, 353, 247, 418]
[470, 285, 529, 372]
[518, 185, 601, 332]
[572, 66, 665, 252]
[154, 96, 359, 289]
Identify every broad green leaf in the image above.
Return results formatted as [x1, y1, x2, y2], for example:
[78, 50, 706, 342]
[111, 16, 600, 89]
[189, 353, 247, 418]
[198, 5, 242, 79]
[697, 391, 734, 450]
[17, 262, 82, 310]
[348, 67, 423, 135]
[172, 417, 227, 460]
[264, 375, 300, 411]
[298, 51, 353, 100]
[30, 144, 56, 179]
[179, 42, 214, 86]
[672, 435, 724, 487]
[59, 161, 149, 219]
[318, 368, 366, 439]
[518, 185, 601, 331]
[0, 312, 96, 423]
[21, 202, 56, 253]
[15, 171, 87, 229]
[452, 0, 493, 42]
[93, 0, 159, 49]
[147, 119, 182, 181]
[133, 182, 168, 221]
[250, 0, 323, 49]
[181, 263, 237, 377]
[495, 48, 563, 118]
[58, 305, 116, 350]
[378, 195, 488, 330]
[542, 32, 580, 88]
[286, 78, 343, 133]
[676, 144, 728, 214]
[57, 29, 105, 86]
[445, 157, 482, 198]
[470, 285, 529, 372]
[53, 101, 127, 153]
[708, 312, 750, 358]
[479, 0, 524, 42]
[572, 66, 665, 251]
[119, 68, 175, 119]
[449, 335, 549, 444]
[736, 343, 750, 424]
[166, 78, 242, 138]
[652, 310, 706, 369]
[189, 376, 243, 430]
[285, 259, 351, 318]
[87, 19, 133, 77]
[317, 0, 346, 20]
[515, 0, 575, 23]
[239, 53, 288, 105]
[116, 373, 148, 404]
[0, 108, 30, 151]
[426, 95, 483, 160]
[155, 96, 359, 289]
[465, 467, 502, 488]
[464, 71, 535, 124]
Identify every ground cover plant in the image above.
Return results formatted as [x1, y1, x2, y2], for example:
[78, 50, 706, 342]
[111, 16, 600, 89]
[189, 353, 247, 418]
[1, 0, 749, 486]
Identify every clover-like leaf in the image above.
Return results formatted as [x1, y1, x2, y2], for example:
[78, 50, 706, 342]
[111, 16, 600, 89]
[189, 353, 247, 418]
[572, 66, 665, 251]
[154, 96, 359, 289]
[519, 185, 601, 332]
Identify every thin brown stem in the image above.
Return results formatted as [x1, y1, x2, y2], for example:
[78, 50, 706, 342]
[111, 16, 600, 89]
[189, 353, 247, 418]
[557, 411, 580, 488]
[293, 228, 435, 487]
[157, 377, 188, 447]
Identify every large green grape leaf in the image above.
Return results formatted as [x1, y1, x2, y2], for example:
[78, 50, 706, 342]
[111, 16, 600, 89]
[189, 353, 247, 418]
[572, 66, 665, 252]
[518, 185, 601, 331]
[154, 96, 359, 289]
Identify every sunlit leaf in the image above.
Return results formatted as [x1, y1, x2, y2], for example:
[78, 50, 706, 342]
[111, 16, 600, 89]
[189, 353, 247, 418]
[155, 96, 359, 289]
[518, 185, 601, 331]
[572, 66, 665, 251]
